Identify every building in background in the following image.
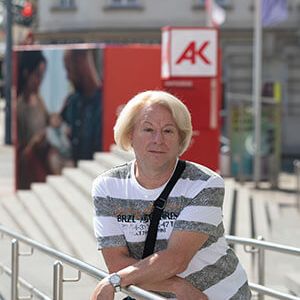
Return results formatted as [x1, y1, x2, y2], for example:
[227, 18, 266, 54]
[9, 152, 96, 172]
[7, 0, 300, 170]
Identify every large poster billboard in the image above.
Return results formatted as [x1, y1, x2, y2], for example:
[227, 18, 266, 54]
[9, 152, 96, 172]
[14, 45, 103, 189]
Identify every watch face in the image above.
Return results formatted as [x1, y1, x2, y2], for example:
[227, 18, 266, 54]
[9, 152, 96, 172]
[110, 273, 121, 285]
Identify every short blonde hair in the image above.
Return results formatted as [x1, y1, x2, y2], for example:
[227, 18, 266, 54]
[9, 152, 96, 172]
[114, 90, 193, 155]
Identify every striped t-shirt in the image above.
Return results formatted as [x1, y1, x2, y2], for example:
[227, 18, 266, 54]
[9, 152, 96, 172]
[92, 160, 251, 300]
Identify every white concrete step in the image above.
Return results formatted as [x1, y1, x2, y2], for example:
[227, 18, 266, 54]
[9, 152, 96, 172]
[109, 144, 135, 161]
[62, 168, 93, 198]
[46, 175, 94, 235]
[0, 195, 26, 235]
[223, 178, 235, 234]
[94, 152, 128, 169]
[31, 183, 100, 266]
[233, 184, 253, 281]
[1, 194, 49, 246]
[78, 160, 107, 179]
[17, 190, 72, 254]
[285, 272, 300, 296]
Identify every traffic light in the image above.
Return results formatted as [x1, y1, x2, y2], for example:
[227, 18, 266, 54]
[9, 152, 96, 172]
[13, 1, 35, 27]
[21, 1, 33, 18]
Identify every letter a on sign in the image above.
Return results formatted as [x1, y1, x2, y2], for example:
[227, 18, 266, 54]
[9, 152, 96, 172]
[161, 28, 218, 78]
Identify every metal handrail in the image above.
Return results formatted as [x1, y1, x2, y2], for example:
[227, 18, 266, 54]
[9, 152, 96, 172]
[226, 235, 300, 300]
[0, 225, 166, 300]
[1, 225, 300, 300]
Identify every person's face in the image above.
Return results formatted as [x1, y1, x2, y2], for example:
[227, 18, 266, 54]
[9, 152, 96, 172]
[26, 61, 46, 93]
[130, 103, 181, 172]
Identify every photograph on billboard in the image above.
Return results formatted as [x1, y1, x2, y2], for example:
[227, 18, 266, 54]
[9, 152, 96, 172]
[15, 46, 103, 189]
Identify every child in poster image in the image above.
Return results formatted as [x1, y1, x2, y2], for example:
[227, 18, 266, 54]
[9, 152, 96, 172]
[46, 112, 74, 174]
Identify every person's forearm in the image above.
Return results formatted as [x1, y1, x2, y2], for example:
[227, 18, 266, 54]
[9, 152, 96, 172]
[118, 249, 185, 289]
[138, 275, 183, 295]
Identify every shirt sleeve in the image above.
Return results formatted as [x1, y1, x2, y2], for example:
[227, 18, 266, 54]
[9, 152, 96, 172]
[173, 175, 225, 237]
[92, 176, 127, 250]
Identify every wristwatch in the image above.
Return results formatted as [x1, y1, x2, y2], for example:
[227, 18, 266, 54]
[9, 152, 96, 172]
[108, 272, 122, 292]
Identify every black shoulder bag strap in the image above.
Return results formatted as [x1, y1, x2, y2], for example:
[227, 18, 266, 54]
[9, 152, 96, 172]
[142, 160, 186, 259]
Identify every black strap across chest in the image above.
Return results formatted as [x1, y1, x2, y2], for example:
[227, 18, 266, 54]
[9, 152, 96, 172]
[142, 160, 186, 259]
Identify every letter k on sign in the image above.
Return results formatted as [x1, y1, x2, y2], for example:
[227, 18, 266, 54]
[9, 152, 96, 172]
[176, 41, 211, 65]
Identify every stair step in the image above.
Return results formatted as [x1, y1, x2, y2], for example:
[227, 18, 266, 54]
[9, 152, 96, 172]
[62, 168, 93, 197]
[223, 178, 235, 234]
[0, 195, 26, 235]
[234, 185, 253, 281]
[78, 160, 107, 179]
[46, 175, 94, 235]
[94, 152, 128, 169]
[31, 183, 100, 266]
[17, 190, 71, 253]
[109, 144, 135, 161]
[285, 273, 300, 297]
[1, 194, 49, 245]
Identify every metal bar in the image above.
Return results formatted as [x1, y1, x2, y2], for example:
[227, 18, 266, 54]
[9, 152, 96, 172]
[0, 225, 166, 300]
[2, 226, 300, 300]
[253, 0, 263, 187]
[53, 261, 63, 300]
[257, 236, 265, 300]
[11, 239, 19, 300]
[249, 283, 300, 300]
[225, 235, 300, 256]
[0, 262, 51, 300]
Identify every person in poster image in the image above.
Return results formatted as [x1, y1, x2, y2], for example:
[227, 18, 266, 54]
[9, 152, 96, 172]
[16, 50, 50, 189]
[61, 49, 102, 165]
[90, 91, 251, 300]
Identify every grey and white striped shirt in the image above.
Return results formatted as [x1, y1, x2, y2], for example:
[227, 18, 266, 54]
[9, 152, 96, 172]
[92, 160, 251, 299]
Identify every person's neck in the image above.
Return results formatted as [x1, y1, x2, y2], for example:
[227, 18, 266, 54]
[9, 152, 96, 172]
[134, 160, 177, 189]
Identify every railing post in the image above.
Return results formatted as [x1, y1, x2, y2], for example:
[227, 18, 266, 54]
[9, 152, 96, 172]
[257, 236, 265, 300]
[294, 160, 300, 211]
[11, 239, 19, 300]
[53, 261, 64, 300]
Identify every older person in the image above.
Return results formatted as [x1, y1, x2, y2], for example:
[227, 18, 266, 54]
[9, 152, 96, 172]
[91, 91, 251, 300]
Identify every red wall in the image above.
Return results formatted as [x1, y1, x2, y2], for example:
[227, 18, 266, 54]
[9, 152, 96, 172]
[103, 45, 162, 151]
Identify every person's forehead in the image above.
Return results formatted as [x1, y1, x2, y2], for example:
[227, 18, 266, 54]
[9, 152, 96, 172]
[136, 103, 175, 124]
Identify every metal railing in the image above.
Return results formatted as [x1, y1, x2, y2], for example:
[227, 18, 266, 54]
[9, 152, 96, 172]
[0, 225, 166, 300]
[1, 225, 300, 300]
[226, 235, 300, 300]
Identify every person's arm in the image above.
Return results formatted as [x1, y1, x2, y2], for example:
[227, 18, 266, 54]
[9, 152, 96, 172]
[91, 230, 209, 300]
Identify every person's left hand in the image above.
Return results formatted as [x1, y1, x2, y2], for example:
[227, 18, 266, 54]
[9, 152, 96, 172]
[90, 278, 115, 300]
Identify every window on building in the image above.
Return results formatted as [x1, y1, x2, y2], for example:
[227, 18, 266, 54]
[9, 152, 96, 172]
[106, 0, 142, 8]
[51, 0, 76, 11]
[194, 0, 231, 8]
[56, 0, 75, 8]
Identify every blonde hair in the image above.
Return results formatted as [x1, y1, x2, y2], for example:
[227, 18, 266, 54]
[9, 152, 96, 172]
[114, 90, 193, 155]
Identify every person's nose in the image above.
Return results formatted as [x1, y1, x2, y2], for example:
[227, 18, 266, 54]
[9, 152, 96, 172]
[153, 130, 164, 144]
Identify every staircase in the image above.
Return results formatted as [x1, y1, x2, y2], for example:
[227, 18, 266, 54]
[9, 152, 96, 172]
[1, 145, 299, 299]
[0, 145, 134, 300]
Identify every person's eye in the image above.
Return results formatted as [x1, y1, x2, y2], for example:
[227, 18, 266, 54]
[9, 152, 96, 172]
[163, 128, 174, 134]
[143, 127, 153, 132]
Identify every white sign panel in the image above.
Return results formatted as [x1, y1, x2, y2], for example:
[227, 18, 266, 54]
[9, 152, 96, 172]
[161, 28, 218, 78]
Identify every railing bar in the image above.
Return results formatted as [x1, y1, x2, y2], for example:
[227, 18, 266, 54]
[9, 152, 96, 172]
[0, 263, 51, 300]
[249, 283, 300, 300]
[2, 226, 300, 300]
[0, 226, 167, 300]
[226, 235, 300, 256]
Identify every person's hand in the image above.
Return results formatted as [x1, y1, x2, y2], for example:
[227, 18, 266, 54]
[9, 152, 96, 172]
[90, 277, 115, 300]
